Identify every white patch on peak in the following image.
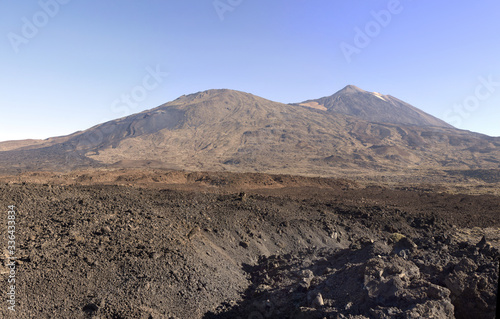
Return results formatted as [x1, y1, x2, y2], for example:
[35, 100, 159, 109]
[371, 92, 387, 102]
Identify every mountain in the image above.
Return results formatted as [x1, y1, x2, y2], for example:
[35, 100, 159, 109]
[1, 87, 499, 179]
[297, 85, 453, 128]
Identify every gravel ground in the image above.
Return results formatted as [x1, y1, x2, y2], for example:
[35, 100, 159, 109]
[0, 174, 498, 318]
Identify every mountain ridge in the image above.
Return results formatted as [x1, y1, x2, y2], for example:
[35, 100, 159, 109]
[1, 86, 499, 178]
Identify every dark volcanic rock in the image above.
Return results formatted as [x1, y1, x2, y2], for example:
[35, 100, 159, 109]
[0, 176, 498, 318]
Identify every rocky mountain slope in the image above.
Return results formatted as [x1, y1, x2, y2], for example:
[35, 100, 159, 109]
[1, 87, 499, 178]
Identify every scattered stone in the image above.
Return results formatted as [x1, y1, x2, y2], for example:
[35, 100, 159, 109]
[239, 241, 249, 249]
[426, 284, 451, 300]
[389, 233, 406, 244]
[454, 257, 477, 273]
[476, 235, 487, 248]
[82, 303, 99, 315]
[0, 265, 9, 275]
[187, 226, 201, 239]
[311, 293, 324, 308]
[392, 236, 417, 256]
[238, 192, 247, 202]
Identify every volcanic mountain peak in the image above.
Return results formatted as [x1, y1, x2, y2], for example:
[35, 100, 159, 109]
[338, 84, 366, 94]
[149, 89, 289, 122]
[299, 85, 453, 128]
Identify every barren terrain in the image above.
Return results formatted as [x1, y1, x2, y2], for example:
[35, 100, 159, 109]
[1, 86, 499, 318]
[1, 88, 500, 177]
[0, 169, 498, 318]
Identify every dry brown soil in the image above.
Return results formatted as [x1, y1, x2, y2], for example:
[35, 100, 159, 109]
[0, 170, 498, 318]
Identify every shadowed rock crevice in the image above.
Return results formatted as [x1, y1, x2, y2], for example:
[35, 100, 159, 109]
[205, 236, 498, 319]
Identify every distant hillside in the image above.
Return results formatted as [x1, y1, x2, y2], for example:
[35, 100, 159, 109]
[0, 87, 499, 177]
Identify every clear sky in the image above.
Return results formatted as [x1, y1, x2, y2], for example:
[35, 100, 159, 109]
[1, 0, 499, 142]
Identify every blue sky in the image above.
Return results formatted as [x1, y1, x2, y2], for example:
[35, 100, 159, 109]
[1, 0, 499, 141]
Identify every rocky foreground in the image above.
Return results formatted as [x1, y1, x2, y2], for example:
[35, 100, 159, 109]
[206, 233, 498, 319]
[0, 171, 498, 318]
